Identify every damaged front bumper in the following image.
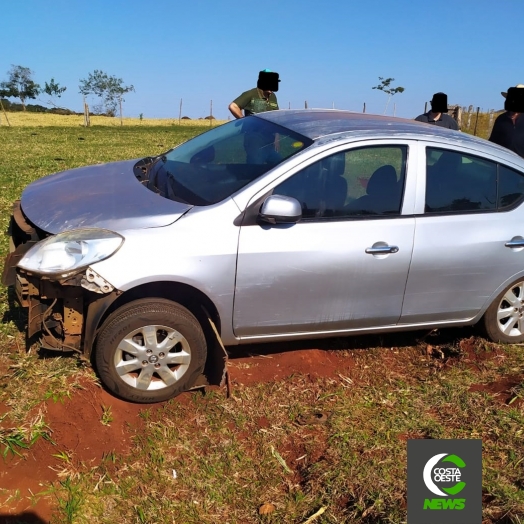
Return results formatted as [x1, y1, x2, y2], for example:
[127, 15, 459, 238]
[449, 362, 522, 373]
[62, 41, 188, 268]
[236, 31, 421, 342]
[9, 269, 119, 354]
[2, 201, 120, 354]
[2, 200, 229, 392]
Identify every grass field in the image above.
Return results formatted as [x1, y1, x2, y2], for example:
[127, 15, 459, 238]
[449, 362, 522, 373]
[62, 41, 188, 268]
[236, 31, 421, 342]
[0, 114, 523, 523]
[0, 111, 229, 128]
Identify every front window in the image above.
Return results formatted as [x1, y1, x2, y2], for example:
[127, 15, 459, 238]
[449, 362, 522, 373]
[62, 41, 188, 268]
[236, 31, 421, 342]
[274, 145, 407, 219]
[147, 117, 312, 205]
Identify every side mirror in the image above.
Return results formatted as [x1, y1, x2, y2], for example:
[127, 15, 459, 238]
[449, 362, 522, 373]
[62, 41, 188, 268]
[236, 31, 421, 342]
[259, 194, 302, 224]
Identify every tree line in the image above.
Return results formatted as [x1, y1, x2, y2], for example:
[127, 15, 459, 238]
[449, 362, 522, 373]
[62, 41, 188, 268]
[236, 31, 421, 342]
[1, 65, 405, 119]
[0, 65, 134, 117]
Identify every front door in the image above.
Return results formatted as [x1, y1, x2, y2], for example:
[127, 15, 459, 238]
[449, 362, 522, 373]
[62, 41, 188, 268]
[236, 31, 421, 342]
[233, 144, 415, 338]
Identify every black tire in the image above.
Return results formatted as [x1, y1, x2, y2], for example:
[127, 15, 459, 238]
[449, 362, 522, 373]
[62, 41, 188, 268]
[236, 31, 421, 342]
[95, 298, 207, 403]
[483, 278, 524, 344]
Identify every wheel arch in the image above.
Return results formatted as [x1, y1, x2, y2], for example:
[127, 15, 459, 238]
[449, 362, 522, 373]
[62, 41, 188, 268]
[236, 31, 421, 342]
[483, 273, 524, 343]
[477, 270, 524, 323]
[84, 281, 225, 388]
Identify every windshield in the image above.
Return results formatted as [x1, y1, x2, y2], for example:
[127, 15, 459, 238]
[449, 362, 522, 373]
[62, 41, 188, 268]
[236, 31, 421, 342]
[147, 116, 312, 205]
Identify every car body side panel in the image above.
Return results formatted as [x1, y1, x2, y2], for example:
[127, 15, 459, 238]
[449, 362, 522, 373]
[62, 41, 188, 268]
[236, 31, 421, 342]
[88, 199, 242, 343]
[401, 210, 524, 322]
[234, 217, 415, 336]
[233, 139, 418, 337]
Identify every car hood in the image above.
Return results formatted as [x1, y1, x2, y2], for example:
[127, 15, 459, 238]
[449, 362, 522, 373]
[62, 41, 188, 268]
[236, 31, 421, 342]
[20, 159, 192, 234]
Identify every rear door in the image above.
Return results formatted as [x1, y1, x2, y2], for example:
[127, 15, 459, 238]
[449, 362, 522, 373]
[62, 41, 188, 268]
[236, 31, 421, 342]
[401, 144, 524, 323]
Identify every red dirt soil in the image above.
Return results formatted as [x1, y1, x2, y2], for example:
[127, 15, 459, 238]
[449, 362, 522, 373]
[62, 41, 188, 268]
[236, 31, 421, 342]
[0, 344, 357, 523]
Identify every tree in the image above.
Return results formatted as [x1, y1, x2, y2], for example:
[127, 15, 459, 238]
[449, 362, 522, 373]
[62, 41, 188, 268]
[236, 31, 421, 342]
[43, 78, 67, 108]
[372, 77, 405, 115]
[79, 70, 134, 117]
[0, 65, 40, 111]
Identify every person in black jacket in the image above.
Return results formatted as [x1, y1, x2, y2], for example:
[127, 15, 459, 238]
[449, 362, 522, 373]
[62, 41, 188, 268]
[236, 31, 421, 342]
[489, 84, 524, 158]
[415, 92, 459, 130]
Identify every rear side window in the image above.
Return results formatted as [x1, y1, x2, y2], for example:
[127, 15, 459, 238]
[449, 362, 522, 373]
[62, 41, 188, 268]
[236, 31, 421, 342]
[499, 164, 524, 209]
[425, 148, 509, 213]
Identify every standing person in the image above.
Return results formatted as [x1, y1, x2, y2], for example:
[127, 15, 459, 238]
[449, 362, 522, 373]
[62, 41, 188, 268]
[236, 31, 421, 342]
[489, 84, 524, 158]
[228, 69, 280, 119]
[415, 92, 459, 130]
[515, 105, 524, 159]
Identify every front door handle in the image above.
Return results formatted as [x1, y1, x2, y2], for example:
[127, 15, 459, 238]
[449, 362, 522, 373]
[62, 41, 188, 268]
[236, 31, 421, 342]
[505, 237, 524, 249]
[365, 245, 399, 255]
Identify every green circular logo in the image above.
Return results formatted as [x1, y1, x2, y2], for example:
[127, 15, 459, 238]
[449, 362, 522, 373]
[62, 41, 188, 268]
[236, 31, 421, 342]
[423, 453, 466, 496]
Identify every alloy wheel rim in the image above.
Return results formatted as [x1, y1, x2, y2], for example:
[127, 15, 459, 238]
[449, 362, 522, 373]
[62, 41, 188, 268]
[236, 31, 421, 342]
[113, 324, 191, 390]
[496, 282, 524, 337]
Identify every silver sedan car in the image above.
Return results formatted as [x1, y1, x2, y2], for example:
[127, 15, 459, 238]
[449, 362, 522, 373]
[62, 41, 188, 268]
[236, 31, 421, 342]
[3, 110, 524, 403]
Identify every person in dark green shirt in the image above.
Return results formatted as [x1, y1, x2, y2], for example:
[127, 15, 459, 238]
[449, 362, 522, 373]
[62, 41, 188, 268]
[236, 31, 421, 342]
[228, 70, 280, 118]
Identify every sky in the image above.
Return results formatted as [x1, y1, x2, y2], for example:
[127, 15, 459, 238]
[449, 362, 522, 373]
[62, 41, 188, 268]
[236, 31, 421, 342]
[2, 0, 524, 121]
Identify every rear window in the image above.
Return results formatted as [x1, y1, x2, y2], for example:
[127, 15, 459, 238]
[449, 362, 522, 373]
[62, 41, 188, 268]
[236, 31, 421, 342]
[424, 148, 524, 213]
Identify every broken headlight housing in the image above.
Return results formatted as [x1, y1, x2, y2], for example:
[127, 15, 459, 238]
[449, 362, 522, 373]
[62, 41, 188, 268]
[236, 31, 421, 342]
[18, 229, 124, 277]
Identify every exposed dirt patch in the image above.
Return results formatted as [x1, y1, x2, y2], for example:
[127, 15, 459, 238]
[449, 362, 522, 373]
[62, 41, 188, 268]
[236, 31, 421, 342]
[41, 378, 146, 463]
[227, 345, 357, 387]
[0, 342, 358, 522]
[0, 378, 147, 521]
[469, 374, 524, 407]
[0, 402, 9, 419]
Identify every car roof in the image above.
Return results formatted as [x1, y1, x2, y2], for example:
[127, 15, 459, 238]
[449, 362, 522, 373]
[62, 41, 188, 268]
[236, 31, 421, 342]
[256, 109, 524, 166]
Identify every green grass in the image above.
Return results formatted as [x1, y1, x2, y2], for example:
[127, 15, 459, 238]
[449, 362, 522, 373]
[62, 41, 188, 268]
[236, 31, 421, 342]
[0, 119, 523, 523]
[40, 341, 523, 523]
[0, 411, 53, 458]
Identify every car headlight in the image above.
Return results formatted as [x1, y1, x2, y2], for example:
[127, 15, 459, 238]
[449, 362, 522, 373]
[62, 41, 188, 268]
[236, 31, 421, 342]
[18, 229, 124, 276]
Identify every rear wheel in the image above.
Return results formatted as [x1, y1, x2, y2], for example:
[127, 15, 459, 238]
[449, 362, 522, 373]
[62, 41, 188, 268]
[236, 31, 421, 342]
[483, 279, 524, 344]
[95, 298, 207, 403]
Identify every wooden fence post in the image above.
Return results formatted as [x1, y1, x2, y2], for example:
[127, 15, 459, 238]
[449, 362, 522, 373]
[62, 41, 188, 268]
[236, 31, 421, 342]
[473, 107, 480, 136]
[488, 109, 495, 136]
[83, 97, 90, 127]
[455, 106, 462, 129]
[466, 106, 472, 130]
[0, 98, 10, 126]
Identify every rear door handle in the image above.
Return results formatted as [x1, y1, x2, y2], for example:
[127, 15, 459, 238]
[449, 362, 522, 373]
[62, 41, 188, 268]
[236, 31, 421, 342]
[365, 245, 399, 254]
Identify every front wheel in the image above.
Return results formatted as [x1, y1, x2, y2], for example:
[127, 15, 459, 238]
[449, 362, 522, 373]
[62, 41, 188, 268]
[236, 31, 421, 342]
[95, 298, 207, 403]
[483, 279, 524, 344]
